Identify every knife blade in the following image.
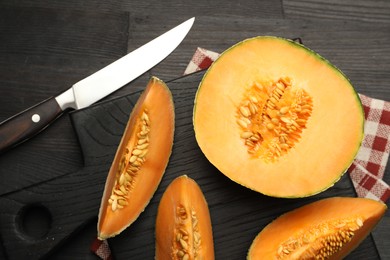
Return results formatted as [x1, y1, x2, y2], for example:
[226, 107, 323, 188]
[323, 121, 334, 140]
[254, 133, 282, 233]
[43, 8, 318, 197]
[0, 17, 194, 153]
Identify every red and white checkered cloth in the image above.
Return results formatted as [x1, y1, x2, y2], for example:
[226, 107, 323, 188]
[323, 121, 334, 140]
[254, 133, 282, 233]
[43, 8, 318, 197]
[349, 94, 390, 202]
[91, 239, 113, 260]
[91, 47, 390, 260]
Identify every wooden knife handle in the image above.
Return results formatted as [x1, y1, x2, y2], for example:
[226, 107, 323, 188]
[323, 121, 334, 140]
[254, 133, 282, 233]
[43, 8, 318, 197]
[0, 97, 63, 153]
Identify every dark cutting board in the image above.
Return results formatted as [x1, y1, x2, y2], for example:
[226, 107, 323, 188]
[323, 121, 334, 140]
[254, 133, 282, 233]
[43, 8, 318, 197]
[0, 71, 380, 259]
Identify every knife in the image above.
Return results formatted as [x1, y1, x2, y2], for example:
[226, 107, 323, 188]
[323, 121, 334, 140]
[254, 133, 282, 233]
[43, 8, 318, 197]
[0, 17, 195, 153]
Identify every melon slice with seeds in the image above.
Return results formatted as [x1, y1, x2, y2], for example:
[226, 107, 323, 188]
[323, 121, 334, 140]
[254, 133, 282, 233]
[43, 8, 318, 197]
[155, 175, 215, 260]
[97, 77, 175, 240]
[247, 197, 387, 259]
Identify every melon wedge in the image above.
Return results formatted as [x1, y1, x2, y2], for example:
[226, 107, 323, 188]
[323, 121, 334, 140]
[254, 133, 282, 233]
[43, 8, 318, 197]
[247, 197, 387, 259]
[97, 77, 175, 240]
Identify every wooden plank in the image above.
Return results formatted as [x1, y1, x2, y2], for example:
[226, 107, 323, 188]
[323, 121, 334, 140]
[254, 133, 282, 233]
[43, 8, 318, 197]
[0, 0, 283, 18]
[283, 0, 390, 23]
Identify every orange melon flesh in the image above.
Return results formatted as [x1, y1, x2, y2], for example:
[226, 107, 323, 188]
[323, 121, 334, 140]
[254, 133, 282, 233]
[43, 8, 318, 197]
[193, 36, 364, 197]
[155, 175, 215, 260]
[97, 77, 175, 240]
[247, 197, 387, 259]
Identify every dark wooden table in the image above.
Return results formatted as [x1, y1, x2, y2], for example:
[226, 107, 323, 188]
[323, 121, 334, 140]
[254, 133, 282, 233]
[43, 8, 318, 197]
[0, 1, 389, 259]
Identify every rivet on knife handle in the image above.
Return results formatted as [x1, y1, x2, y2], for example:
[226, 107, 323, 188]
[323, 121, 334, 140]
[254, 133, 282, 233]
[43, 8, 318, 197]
[0, 97, 63, 153]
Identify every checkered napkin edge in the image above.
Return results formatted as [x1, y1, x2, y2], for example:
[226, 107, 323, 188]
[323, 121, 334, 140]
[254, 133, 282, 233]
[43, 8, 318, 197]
[91, 238, 113, 260]
[184, 47, 390, 203]
[91, 47, 390, 260]
[349, 94, 390, 202]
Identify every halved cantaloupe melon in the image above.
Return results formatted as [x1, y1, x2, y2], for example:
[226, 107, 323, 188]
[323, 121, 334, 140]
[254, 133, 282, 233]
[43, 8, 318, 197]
[97, 77, 175, 240]
[247, 197, 387, 259]
[193, 36, 364, 197]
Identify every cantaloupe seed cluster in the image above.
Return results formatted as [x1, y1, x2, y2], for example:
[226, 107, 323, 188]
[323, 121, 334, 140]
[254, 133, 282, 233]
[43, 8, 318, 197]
[108, 110, 150, 211]
[174, 205, 202, 260]
[276, 216, 364, 259]
[236, 77, 313, 162]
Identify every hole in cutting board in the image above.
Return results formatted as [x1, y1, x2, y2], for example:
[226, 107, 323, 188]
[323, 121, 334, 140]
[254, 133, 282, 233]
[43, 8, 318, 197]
[17, 204, 52, 240]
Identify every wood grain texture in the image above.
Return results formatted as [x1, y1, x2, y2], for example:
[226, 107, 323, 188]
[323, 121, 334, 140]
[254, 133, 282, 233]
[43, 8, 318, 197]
[0, 0, 283, 17]
[0, 7, 129, 195]
[283, 0, 390, 23]
[0, 1, 389, 259]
